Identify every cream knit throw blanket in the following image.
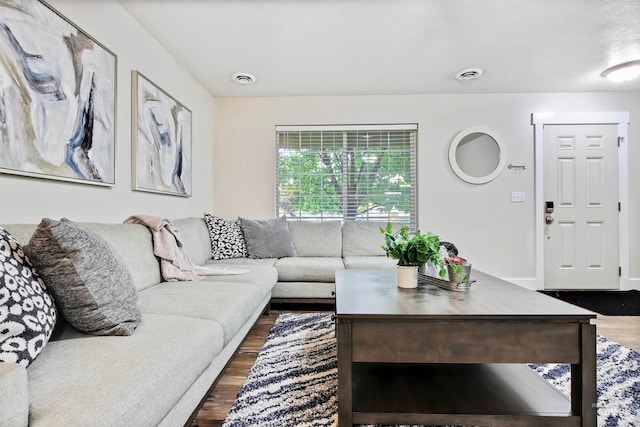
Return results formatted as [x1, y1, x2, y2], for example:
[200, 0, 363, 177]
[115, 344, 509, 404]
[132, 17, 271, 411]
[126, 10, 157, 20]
[124, 214, 249, 281]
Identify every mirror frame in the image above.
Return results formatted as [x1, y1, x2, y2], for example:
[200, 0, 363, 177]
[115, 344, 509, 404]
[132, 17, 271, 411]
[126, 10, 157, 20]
[448, 126, 507, 185]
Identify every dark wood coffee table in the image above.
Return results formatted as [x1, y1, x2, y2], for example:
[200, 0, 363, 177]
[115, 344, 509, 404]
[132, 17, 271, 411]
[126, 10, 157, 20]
[335, 269, 597, 427]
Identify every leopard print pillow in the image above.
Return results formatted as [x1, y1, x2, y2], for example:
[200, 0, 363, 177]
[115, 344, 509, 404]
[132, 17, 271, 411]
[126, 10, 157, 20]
[203, 214, 248, 260]
[0, 227, 57, 367]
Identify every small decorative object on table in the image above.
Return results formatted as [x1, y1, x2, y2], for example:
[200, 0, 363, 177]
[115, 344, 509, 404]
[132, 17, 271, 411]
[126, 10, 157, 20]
[380, 223, 445, 289]
[445, 256, 470, 283]
[420, 255, 475, 292]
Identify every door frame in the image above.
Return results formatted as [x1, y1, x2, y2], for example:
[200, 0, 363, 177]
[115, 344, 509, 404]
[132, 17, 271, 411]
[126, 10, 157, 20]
[532, 112, 630, 290]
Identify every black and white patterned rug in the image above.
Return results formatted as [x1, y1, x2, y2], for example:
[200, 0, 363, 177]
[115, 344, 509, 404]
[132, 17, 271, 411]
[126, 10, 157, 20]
[223, 313, 640, 427]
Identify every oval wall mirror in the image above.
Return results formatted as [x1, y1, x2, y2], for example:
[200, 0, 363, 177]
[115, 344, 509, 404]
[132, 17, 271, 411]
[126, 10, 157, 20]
[448, 126, 507, 184]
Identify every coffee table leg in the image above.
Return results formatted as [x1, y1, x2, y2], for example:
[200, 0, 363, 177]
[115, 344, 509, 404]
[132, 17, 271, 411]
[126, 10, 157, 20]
[337, 319, 353, 426]
[571, 323, 597, 427]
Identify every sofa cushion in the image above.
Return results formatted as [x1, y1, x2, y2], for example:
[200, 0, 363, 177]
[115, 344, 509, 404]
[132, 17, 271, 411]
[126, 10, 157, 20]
[172, 218, 212, 266]
[0, 363, 28, 427]
[26, 313, 223, 427]
[24, 219, 141, 336]
[275, 257, 344, 282]
[0, 222, 162, 291]
[343, 255, 398, 269]
[72, 222, 162, 291]
[287, 221, 342, 257]
[203, 214, 247, 260]
[206, 257, 278, 267]
[239, 216, 297, 259]
[0, 227, 57, 366]
[342, 221, 401, 257]
[0, 225, 36, 247]
[138, 281, 265, 344]
[272, 282, 336, 299]
[200, 264, 277, 300]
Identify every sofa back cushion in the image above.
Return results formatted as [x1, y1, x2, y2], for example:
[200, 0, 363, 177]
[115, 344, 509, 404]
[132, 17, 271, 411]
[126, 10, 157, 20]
[2, 222, 162, 293]
[171, 218, 212, 266]
[74, 222, 161, 292]
[287, 221, 342, 257]
[1, 225, 37, 246]
[341, 221, 401, 257]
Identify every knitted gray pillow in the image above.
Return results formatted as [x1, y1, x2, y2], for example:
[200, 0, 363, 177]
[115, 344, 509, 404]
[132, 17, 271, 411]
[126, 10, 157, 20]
[24, 219, 141, 336]
[239, 216, 297, 259]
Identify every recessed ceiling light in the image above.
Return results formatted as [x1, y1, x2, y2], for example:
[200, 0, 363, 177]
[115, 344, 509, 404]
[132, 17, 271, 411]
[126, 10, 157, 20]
[455, 68, 483, 81]
[231, 72, 256, 85]
[601, 60, 640, 83]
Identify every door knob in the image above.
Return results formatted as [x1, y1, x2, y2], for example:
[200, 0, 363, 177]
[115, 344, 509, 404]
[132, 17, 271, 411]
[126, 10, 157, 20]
[545, 215, 554, 224]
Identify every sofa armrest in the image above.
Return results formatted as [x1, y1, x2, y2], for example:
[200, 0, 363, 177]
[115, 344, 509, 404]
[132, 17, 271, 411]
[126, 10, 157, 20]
[0, 363, 29, 427]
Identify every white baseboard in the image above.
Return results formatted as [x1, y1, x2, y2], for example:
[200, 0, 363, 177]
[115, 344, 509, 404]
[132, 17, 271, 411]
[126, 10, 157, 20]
[622, 278, 640, 291]
[503, 277, 640, 291]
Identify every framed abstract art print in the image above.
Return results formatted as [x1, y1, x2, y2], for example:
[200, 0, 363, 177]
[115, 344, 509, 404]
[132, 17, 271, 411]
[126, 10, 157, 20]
[0, 0, 117, 186]
[132, 71, 192, 197]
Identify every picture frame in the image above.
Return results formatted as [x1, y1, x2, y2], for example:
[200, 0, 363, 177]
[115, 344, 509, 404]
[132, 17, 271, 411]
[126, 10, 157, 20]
[132, 70, 192, 197]
[0, 0, 117, 186]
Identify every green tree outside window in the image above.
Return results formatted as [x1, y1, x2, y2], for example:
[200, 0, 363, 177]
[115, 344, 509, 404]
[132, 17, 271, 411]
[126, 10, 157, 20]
[276, 126, 417, 228]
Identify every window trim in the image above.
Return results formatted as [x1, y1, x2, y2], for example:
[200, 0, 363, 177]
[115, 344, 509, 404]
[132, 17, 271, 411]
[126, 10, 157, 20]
[276, 124, 418, 132]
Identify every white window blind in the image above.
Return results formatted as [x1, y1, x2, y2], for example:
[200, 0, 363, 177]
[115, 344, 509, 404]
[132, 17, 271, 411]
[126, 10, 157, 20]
[276, 124, 417, 228]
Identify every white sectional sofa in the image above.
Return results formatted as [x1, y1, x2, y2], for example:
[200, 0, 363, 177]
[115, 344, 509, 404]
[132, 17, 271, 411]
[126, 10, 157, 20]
[0, 217, 396, 426]
[209, 220, 397, 302]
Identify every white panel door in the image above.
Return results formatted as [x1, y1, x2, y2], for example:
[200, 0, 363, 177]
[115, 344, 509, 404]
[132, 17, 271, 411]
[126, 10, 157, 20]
[543, 124, 619, 289]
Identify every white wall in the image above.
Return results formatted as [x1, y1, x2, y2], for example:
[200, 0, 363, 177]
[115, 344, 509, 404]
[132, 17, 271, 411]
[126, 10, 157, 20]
[212, 92, 640, 284]
[1, 2, 637, 287]
[0, 0, 215, 223]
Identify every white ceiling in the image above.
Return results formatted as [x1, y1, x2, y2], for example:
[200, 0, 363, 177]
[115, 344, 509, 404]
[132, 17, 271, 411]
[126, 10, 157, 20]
[120, 0, 640, 97]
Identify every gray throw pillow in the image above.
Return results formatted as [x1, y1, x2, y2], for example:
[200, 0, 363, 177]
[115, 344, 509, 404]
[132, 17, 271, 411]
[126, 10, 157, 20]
[24, 219, 141, 336]
[239, 216, 298, 259]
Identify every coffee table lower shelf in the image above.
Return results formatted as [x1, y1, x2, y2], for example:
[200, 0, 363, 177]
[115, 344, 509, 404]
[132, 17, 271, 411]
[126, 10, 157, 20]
[350, 362, 579, 427]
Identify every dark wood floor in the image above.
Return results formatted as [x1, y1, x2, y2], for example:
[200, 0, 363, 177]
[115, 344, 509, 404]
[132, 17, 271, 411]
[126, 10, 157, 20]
[189, 312, 281, 427]
[188, 311, 640, 427]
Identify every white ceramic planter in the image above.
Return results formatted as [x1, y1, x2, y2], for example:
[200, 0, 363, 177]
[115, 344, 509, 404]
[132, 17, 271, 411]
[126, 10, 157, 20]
[397, 265, 418, 288]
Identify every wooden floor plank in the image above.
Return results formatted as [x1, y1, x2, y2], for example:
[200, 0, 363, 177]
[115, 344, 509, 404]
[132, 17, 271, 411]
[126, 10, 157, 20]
[594, 315, 640, 351]
[189, 312, 279, 426]
[189, 311, 639, 426]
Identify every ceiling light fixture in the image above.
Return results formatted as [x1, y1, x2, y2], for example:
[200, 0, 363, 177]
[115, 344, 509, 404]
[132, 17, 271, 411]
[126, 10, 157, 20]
[231, 72, 256, 85]
[455, 68, 483, 81]
[601, 60, 640, 83]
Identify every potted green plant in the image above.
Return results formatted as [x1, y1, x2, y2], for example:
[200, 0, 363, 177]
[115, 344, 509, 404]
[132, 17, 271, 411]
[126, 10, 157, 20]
[380, 223, 446, 288]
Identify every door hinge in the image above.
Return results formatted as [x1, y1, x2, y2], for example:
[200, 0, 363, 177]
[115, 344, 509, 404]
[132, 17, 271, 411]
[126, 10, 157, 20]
[619, 202, 621, 212]
[619, 266, 622, 277]
[618, 136, 625, 147]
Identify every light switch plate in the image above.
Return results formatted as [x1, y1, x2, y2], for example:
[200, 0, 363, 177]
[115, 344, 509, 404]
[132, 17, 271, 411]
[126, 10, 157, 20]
[511, 192, 526, 202]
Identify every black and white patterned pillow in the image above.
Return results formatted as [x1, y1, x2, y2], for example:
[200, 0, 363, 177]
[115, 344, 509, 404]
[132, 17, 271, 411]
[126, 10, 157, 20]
[203, 214, 248, 260]
[0, 227, 57, 367]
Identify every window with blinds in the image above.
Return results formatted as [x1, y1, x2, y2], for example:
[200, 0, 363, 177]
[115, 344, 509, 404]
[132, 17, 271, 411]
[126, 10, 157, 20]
[276, 124, 417, 228]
